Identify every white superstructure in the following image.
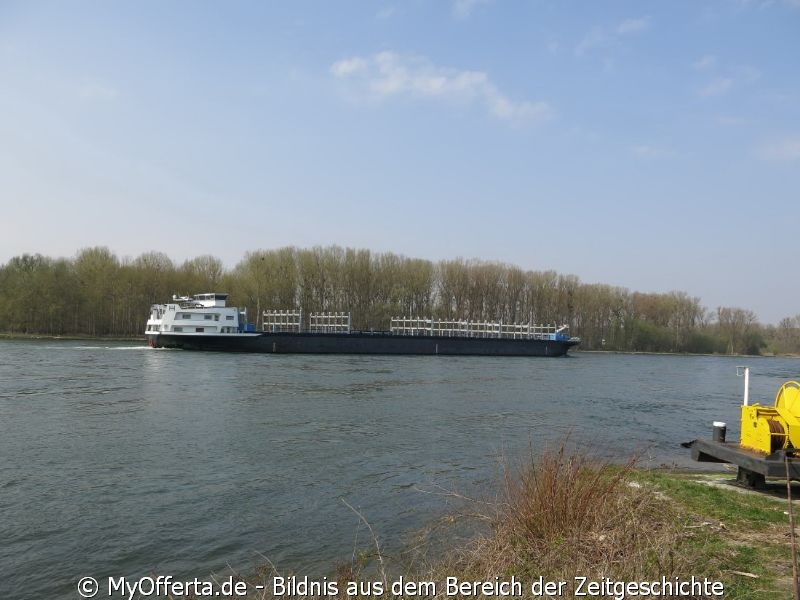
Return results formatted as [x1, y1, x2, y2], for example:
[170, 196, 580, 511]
[145, 293, 248, 346]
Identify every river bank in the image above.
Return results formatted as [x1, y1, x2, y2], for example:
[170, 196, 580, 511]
[188, 455, 796, 600]
[0, 332, 140, 342]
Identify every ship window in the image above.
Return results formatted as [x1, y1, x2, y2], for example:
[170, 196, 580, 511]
[226, 315, 234, 320]
[204, 314, 212, 320]
[174, 326, 183, 332]
[214, 315, 220, 321]
[181, 313, 191, 319]
[196, 327, 204, 333]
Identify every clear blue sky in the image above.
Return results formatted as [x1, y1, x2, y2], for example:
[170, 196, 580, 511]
[1, 1, 798, 323]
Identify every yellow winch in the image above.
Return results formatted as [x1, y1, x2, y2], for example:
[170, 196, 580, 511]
[684, 368, 800, 488]
[740, 381, 800, 454]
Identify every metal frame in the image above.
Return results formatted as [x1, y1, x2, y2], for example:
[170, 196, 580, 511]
[389, 317, 564, 340]
[684, 438, 800, 488]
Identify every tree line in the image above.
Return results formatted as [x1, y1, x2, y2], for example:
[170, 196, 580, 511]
[1, 245, 796, 355]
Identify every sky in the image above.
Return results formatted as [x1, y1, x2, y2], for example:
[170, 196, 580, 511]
[1, 1, 798, 324]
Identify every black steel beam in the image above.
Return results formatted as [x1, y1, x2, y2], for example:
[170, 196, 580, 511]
[684, 439, 800, 478]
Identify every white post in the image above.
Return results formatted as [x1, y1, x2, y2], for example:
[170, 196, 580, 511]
[744, 367, 750, 406]
[737, 366, 750, 406]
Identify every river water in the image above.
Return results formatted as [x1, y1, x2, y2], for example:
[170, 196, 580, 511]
[1, 340, 798, 599]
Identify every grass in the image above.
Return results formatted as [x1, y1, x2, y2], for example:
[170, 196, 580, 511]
[632, 470, 789, 527]
[176, 446, 797, 600]
[445, 448, 679, 584]
[396, 448, 795, 599]
[630, 470, 796, 599]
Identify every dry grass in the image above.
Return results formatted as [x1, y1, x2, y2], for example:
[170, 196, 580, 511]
[431, 444, 692, 595]
[173, 444, 792, 599]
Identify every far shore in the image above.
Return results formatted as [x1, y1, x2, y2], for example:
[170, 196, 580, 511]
[0, 332, 141, 342]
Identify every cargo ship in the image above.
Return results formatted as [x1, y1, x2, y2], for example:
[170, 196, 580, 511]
[145, 293, 580, 356]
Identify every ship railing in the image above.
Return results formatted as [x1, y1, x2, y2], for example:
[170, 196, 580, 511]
[390, 317, 566, 340]
[263, 309, 303, 333]
[178, 301, 206, 309]
[263, 309, 353, 333]
[308, 312, 351, 333]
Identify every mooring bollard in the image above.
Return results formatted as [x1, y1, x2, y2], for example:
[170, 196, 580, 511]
[712, 421, 727, 443]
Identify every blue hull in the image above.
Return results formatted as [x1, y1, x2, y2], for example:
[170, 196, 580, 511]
[149, 331, 579, 357]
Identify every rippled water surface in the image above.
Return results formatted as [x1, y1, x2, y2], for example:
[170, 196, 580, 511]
[1, 340, 798, 598]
